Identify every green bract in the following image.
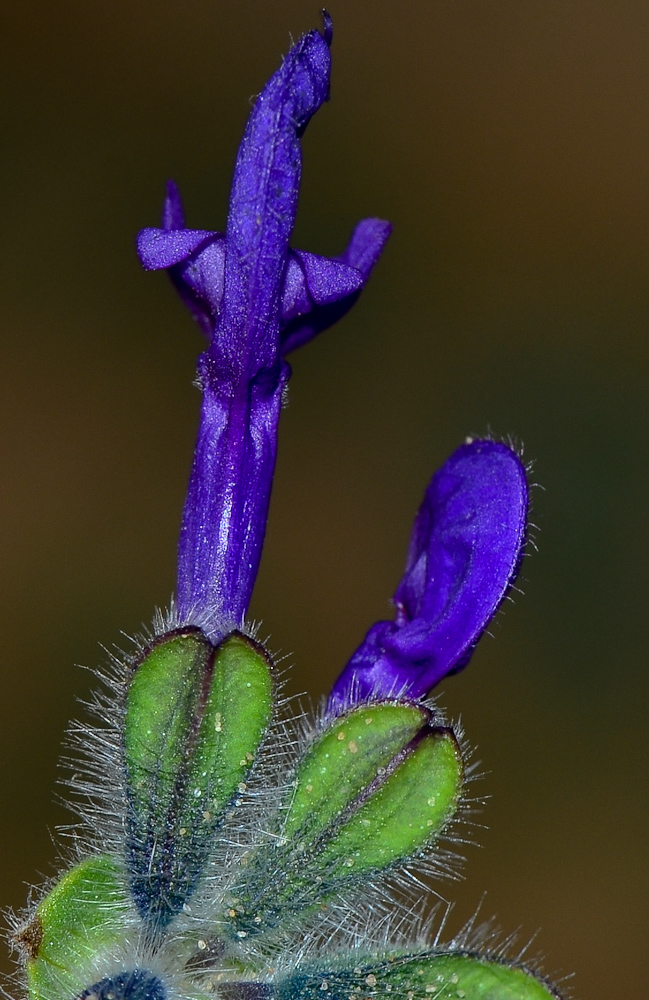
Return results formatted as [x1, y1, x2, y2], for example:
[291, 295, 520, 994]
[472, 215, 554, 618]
[124, 629, 273, 925]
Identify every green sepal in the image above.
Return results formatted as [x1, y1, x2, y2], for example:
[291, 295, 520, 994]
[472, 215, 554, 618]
[275, 951, 560, 1000]
[283, 703, 431, 845]
[182, 631, 274, 838]
[222, 705, 462, 938]
[124, 629, 273, 925]
[125, 629, 211, 821]
[315, 725, 462, 875]
[22, 856, 132, 1000]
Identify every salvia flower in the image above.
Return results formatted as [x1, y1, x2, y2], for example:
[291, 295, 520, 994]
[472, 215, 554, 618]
[137, 11, 390, 637]
[9, 14, 563, 1000]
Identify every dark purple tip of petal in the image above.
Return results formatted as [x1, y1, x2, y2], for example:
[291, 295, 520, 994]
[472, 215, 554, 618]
[329, 439, 529, 712]
[163, 179, 185, 230]
[322, 9, 333, 47]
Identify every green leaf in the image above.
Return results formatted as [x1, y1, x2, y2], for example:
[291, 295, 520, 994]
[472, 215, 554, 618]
[23, 856, 131, 1000]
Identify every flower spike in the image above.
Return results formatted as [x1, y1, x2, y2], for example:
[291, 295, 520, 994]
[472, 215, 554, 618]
[13, 19, 564, 1000]
[137, 14, 390, 638]
[329, 439, 529, 711]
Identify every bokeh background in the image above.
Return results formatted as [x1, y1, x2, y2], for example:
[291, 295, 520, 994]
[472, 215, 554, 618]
[1, 2, 648, 997]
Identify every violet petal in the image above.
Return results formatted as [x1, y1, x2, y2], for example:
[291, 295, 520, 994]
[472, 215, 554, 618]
[173, 237, 227, 328]
[162, 178, 186, 230]
[136, 229, 217, 270]
[339, 218, 393, 279]
[329, 440, 529, 710]
[280, 219, 391, 355]
[281, 251, 363, 325]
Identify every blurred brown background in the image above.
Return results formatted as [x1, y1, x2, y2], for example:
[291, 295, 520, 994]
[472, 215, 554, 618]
[1, 2, 648, 997]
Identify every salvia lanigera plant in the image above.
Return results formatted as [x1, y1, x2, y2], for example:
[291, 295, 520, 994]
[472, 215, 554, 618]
[7, 13, 567, 1000]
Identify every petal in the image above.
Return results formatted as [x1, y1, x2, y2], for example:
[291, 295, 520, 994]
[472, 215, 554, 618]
[329, 440, 529, 710]
[291, 250, 363, 307]
[280, 219, 391, 354]
[280, 252, 313, 324]
[173, 235, 227, 324]
[280, 250, 363, 326]
[176, 355, 289, 632]
[339, 217, 393, 278]
[136, 228, 216, 270]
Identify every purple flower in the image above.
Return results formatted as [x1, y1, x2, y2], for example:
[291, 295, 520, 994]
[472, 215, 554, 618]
[137, 13, 390, 637]
[328, 439, 529, 712]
